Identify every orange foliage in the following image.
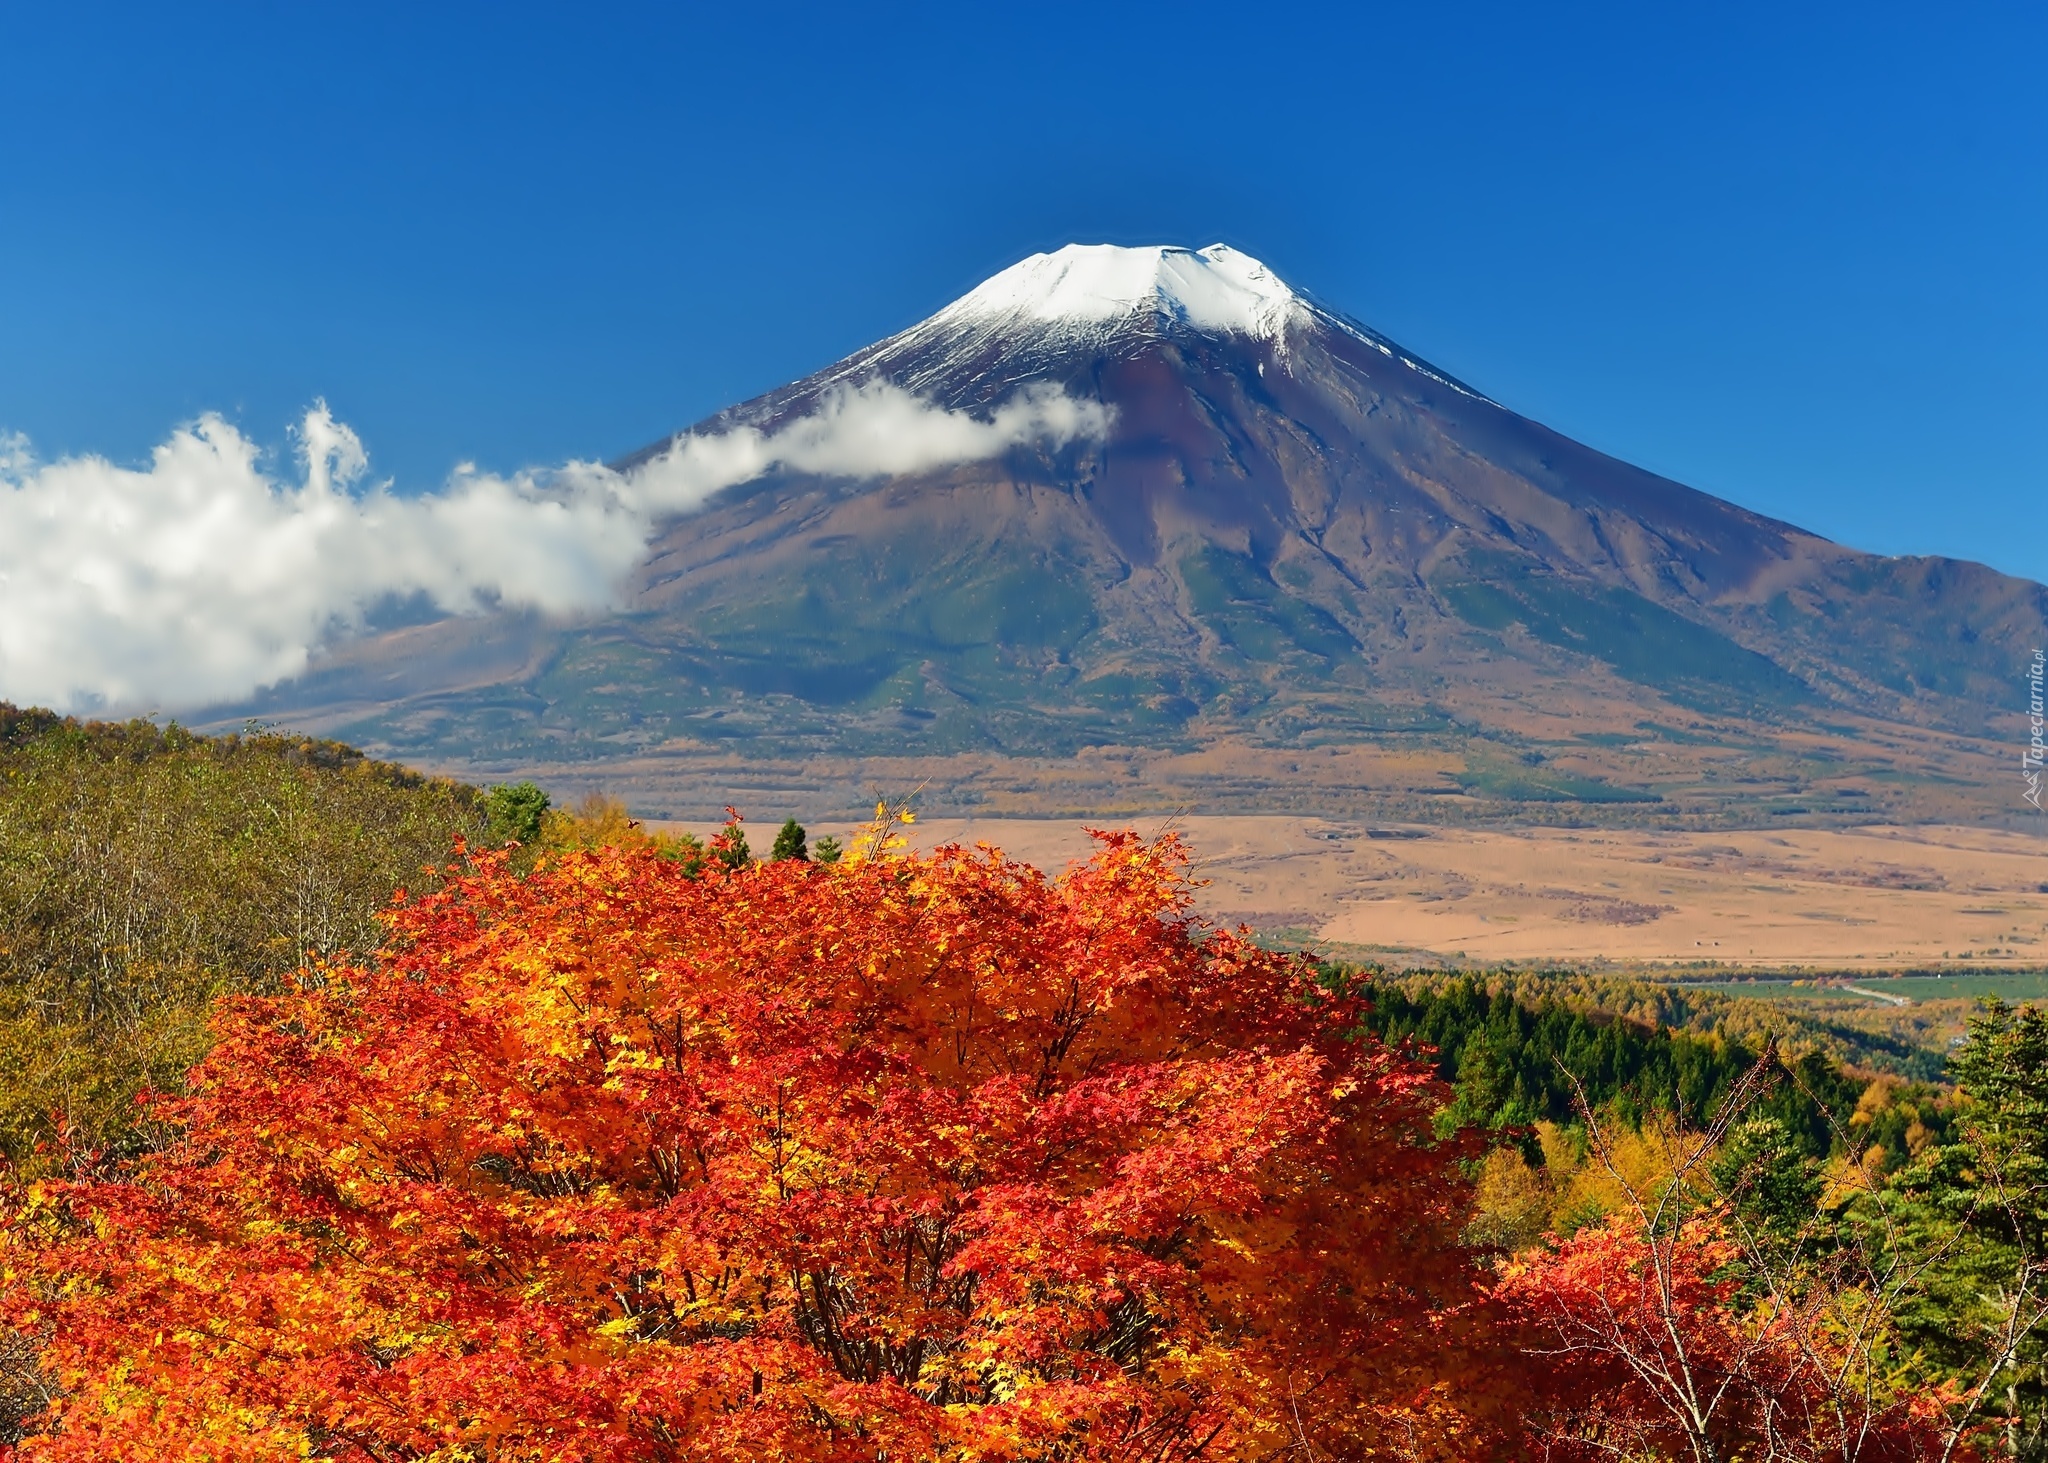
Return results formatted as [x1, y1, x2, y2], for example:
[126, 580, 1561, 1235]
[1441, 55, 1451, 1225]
[0, 831, 1527, 1460]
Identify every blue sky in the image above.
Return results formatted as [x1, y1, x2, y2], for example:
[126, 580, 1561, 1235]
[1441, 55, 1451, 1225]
[3, 1, 2043, 578]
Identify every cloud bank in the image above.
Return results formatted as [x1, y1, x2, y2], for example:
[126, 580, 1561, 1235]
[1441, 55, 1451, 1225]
[0, 382, 1109, 713]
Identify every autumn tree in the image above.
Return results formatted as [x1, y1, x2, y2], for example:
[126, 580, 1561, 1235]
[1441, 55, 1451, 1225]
[538, 792, 706, 873]
[0, 831, 1527, 1459]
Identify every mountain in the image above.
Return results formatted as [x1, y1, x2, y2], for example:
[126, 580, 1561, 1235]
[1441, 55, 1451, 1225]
[224, 244, 2046, 825]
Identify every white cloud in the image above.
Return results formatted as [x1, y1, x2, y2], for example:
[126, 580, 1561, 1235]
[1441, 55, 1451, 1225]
[625, 381, 1108, 514]
[0, 381, 1110, 714]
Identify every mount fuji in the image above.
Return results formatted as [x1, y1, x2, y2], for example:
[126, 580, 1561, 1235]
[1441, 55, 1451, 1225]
[226, 244, 2046, 824]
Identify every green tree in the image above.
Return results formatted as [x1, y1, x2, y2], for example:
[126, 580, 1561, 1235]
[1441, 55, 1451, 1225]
[483, 781, 550, 845]
[770, 818, 809, 861]
[813, 835, 843, 865]
[1881, 1000, 2048, 1454]
[1711, 1113, 1822, 1239]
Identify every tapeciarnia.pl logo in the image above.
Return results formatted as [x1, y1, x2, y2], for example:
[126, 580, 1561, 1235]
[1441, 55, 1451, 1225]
[2026, 647, 2045, 809]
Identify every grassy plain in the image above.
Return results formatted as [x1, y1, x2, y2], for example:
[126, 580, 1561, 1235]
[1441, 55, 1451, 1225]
[1686, 973, 2048, 1002]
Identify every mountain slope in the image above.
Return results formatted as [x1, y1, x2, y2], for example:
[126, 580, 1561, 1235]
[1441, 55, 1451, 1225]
[225, 245, 2044, 824]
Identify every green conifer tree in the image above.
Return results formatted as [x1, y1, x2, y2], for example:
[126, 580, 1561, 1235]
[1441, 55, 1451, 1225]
[770, 818, 808, 862]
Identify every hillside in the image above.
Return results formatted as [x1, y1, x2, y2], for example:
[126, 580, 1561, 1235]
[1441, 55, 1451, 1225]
[0, 705, 488, 1167]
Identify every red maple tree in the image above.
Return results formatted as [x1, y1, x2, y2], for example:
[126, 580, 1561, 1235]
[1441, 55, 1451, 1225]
[0, 830, 1527, 1460]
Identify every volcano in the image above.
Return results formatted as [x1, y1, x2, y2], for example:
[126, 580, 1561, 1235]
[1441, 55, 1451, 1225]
[233, 244, 2046, 825]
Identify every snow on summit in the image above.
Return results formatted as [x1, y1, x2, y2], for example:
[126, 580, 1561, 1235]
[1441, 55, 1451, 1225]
[815, 240, 1489, 407]
[934, 244, 1305, 341]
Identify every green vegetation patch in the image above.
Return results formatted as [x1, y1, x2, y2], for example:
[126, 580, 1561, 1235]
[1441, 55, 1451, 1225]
[1433, 554, 1813, 715]
[693, 537, 1101, 662]
[1180, 546, 1358, 666]
[1454, 753, 1661, 804]
[495, 534, 1179, 757]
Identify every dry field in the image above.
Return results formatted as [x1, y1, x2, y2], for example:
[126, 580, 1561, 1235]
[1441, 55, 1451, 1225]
[749, 817, 2048, 970]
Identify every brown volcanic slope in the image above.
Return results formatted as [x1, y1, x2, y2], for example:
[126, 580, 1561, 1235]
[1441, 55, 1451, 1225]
[224, 245, 2046, 826]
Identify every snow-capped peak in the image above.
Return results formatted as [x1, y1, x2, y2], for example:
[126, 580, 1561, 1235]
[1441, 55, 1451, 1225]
[811, 241, 1491, 409]
[933, 244, 1306, 342]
